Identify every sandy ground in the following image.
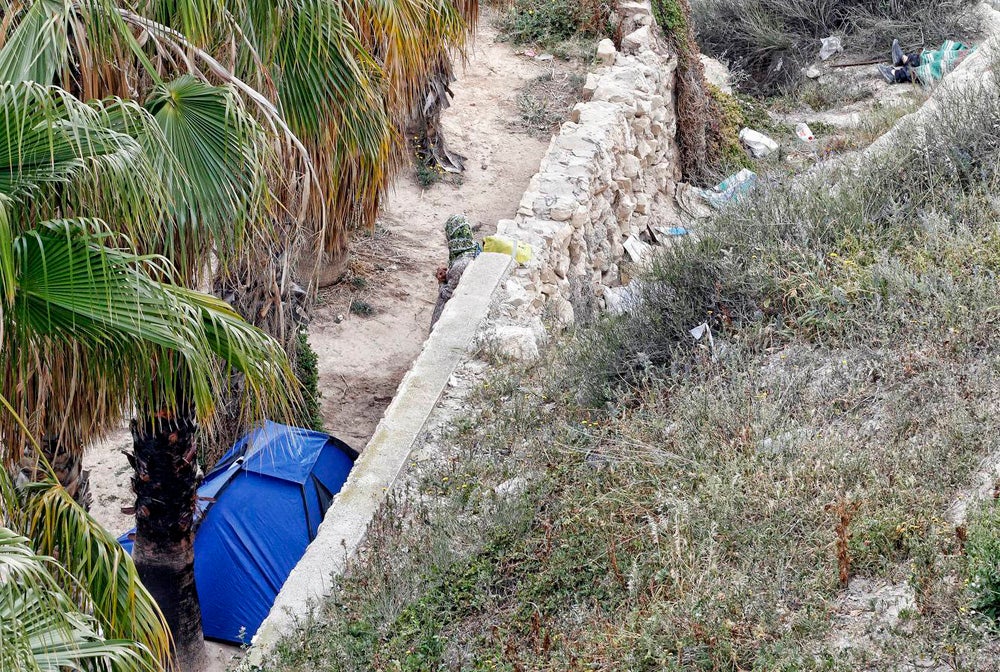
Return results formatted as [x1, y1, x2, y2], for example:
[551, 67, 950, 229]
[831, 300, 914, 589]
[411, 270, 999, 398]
[83, 19, 561, 672]
[308, 21, 558, 450]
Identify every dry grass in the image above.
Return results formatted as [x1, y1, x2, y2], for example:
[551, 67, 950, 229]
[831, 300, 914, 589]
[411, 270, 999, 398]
[691, 0, 981, 93]
[261, 72, 1000, 672]
[511, 71, 587, 138]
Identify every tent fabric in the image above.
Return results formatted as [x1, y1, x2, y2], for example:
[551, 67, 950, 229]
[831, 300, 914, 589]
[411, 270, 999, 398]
[118, 421, 355, 644]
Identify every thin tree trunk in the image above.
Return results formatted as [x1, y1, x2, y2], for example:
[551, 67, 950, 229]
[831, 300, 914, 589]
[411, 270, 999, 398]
[129, 406, 206, 671]
[411, 53, 466, 174]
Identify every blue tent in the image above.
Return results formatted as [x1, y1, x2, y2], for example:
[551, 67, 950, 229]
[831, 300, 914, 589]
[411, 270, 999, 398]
[118, 421, 356, 643]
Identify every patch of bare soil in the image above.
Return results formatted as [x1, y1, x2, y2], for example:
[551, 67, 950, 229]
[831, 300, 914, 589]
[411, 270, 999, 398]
[307, 19, 580, 450]
[81, 17, 573, 671]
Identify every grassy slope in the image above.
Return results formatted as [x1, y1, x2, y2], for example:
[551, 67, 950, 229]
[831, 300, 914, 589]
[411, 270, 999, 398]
[265, 59, 1000, 672]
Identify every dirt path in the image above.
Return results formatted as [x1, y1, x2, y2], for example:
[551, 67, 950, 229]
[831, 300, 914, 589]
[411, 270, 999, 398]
[82, 19, 569, 672]
[308, 22, 561, 450]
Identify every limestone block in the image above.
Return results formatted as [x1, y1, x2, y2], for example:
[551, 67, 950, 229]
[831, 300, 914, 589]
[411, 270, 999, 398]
[596, 39, 617, 66]
[611, 237, 624, 261]
[632, 116, 652, 137]
[635, 193, 651, 215]
[582, 73, 600, 101]
[592, 81, 636, 106]
[548, 200, 575, 222]
[620, 154, 641, 179]
[615, 193, 637, 222]
[556, 276, 571, 299]
[569, 230, 586, 263]
[518, 191, 538, 216]
[548, 296, 575, 330]
[483, 325, 539, 362]
[636, 139, 653, 161]
[555, 251, 571, 279]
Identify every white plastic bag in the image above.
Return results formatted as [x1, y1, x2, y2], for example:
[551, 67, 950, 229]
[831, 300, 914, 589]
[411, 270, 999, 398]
[739, 128, 779, 157]
[819, 36, 843, 61]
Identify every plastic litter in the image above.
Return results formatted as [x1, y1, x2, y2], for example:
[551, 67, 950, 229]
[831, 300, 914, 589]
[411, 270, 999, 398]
[623, 234, 653, 262]
[654, 225, 688, 237]
[700, 168, 758, 208]
[819, 36, 843, 61]
[484, 235, 532, 264]
[675, 182, 713, 219]
[739, 128, 779, 158]
[689, 322, 718, 360]
[795, 122, 815, 142]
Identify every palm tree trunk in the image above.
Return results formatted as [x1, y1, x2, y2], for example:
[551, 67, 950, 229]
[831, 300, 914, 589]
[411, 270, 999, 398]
[17, 435, 92, 510]
[128, 406, 206, 671]
[411, 53, 466, 174]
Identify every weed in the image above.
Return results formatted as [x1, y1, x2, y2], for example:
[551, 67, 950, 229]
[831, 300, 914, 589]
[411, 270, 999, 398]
[294, 329, 323, 432]
[512, 72, 586, 138]
[496, 0, 614, 47]
[349, 299, 375, 317]
[826, 498, 861, 587]
[966, 500, 1000, 621]
[415, 161, 445, 189]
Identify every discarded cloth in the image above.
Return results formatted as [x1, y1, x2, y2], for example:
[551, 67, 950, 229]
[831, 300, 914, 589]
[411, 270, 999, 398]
[699, 169, 758, 208]
[483, 235, 533, 264]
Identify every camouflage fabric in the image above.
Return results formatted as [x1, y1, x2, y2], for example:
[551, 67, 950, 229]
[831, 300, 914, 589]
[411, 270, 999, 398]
[445, 214, 479, 264]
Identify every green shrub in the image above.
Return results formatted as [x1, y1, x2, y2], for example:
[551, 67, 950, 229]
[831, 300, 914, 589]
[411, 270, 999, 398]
[294, 329, 324, 432]
[496, 0, 613, 46]
[691, 0, 980, 93]
[966, 501, 1000, 621]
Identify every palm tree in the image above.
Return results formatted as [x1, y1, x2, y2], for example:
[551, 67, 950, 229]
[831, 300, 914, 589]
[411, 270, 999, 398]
[0, 527, 159, 672]
[1, 396, 167, 670]
[0, 1, 479, 663]
[0, 80, 301, 668]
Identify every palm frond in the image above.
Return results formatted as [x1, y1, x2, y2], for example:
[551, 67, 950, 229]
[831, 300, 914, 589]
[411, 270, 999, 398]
[0, 526, 162, 672]
[144, 75, 271, 268]
[14, 473, 172, 664]
[0, 0, 71, 85]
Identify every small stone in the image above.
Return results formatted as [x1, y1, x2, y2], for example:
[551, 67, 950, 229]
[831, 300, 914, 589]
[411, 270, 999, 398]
[535, 53, 554, 62]
[596, 38, 617, 66]
[620, 154, 641, 178]
[699, 55, 732, 94]
[549, 296, 575, 330]
[483, 325, 540, 362]
[494, 476, 528, 498]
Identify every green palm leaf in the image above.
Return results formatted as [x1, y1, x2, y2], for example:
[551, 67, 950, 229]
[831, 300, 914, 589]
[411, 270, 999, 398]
[144, 75, 271, 266]
[0, 0, 71, 85]
[0, 526, 161, 672]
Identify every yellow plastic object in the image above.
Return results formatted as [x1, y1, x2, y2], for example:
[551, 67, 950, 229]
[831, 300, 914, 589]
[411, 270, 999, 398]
[483, 235, 533, 264]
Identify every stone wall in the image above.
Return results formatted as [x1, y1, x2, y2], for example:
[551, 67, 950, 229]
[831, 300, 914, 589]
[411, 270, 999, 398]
[488, 2, 680, 350]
